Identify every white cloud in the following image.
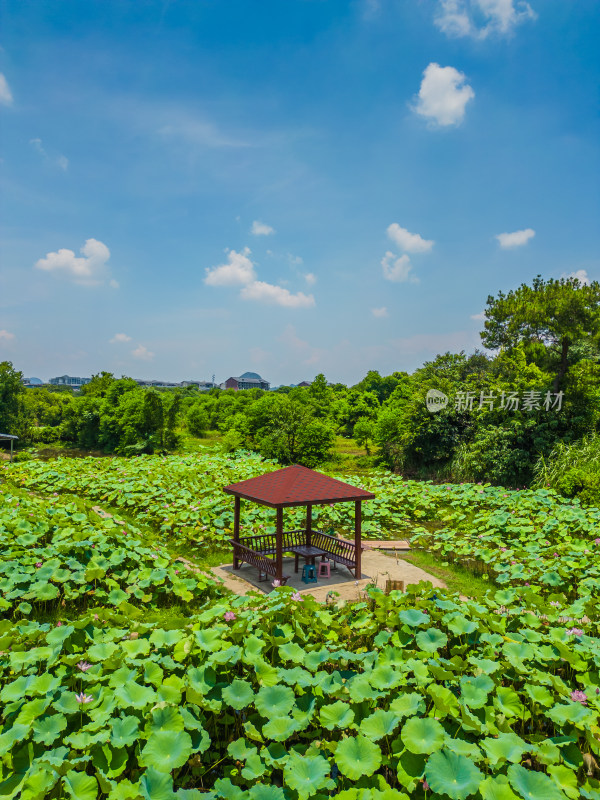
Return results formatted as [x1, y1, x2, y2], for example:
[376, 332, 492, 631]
[205, 247, 315, 308]
[0, 329, 15, 343]
[563, 269, 591, 286]
[496, 228, 535, 248]
[109, 278, 120, 289]
[387, 223, 434, 253]
[413, 62, 475, 127]
[30, 138, 68, 170]
[435, 0, 537, 39]
[110, 333, 132, 344]
[240, 281, 315, 308]
[204, 248, 257, 287]
[371, 307, 388, 318]
[470, 311, 486, 320]
[251, 220, 275, 236]
[35, 238, 113, 286]
[381, 252, 419, 283]
[132, 344, 154, 361]
[0, 74, 13, 106]
[304, 272, 316, 286]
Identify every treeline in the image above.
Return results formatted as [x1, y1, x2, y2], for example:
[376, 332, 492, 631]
[2, 276, 600, 494]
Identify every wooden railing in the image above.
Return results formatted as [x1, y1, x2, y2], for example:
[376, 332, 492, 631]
[230, 528, 361, 578]
[237, 529, 306, 554]
[229, 540, 290, 583]
[310, 531, 357, 566]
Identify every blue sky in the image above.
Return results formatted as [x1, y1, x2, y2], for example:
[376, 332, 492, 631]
[1, 0, 598, 385]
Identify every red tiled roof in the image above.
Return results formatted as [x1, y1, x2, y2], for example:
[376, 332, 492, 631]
[223, 464, 375, 508]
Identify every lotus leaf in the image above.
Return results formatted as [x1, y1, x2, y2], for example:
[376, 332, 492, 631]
[507, 763, 566, 800]
[222, 679, 255, 710]
[425, 749, 483, 799]
[255, 685, 295, 717]
[360, 710, 401, 740]
[336, 735, 382, 779]
[63, 770, 99, 800]
[401, 717, 445, 754]
[140, 730, 193, 772]
[398, 609, 430, 628]
[319, 700, 355, 730]
[283, 751, 331, 800]
[415, 628, 448, 652]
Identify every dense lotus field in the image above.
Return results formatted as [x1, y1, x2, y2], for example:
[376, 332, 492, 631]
[0, 489, 225, 619]
[1, 586, 600, 799]
[1, 452, 600, 798]
[6, 453, 600, 607]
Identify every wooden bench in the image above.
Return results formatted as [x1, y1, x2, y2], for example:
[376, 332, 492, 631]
[229, 540, 291, 584]
[310, 531, 358, 575]
[230, 528, 361, 581]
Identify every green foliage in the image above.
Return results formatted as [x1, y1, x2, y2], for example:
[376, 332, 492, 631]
[534, 433, 600, 506]
[2, 451, 600, 797]
[0, 583, 598, 797]
[0, 487, 224, 616]
[0, 361, 30, 440]
[187, 405, 210, 438]
[481, 274, 600, 390]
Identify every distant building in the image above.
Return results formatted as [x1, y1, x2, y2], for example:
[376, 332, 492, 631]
[49, 375, 91, 387]
[220, 371, 270, 391]
[22, 377, 43, 387]
[135, 379, 178, 388]
[297, 380, 312, 387]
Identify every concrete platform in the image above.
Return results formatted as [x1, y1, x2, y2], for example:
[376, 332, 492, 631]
[210, 549, 445, 604]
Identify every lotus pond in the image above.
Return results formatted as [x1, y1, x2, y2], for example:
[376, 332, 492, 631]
[1, 453, 600, 799]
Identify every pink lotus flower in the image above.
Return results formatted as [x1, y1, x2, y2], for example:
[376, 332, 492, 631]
[595, 538, 600, 544]
[566, 627, 584, 637]
[75, 692, 94, 704]
[224, 611, 236, 621]
[570, 690, 587, 705]
[35, 562, 42, 568]
[272, 579, 281, 587]
[553, 553, 559, 557]
[77, 661, 92, 672]
[422, 779, 430, 791]
[93, 614, 99, 620]
[550, 601, 561, 608]
[500, 548, 507, 552]
[56, 621, 62, 627]
[291, 592, 303, 602]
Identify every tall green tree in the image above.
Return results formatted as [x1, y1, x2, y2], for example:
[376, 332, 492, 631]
[481, 275, 600, 391]
[0, 361, 30, 439]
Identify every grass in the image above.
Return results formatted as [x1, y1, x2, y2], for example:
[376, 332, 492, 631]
[178, 430, 223, 453]
[399, 548, 494, 599]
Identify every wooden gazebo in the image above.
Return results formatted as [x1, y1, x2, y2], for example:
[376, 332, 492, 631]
[223, 465, 375, 585]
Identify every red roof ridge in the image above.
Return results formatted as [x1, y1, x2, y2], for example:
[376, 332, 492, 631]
[223, 464, 375, 508]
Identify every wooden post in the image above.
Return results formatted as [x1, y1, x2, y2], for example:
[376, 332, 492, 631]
[276, 507, 283, 583]
[354, 500, 362, 580]
[306, 503, 312, 548]
[233, 496, 240, 570]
